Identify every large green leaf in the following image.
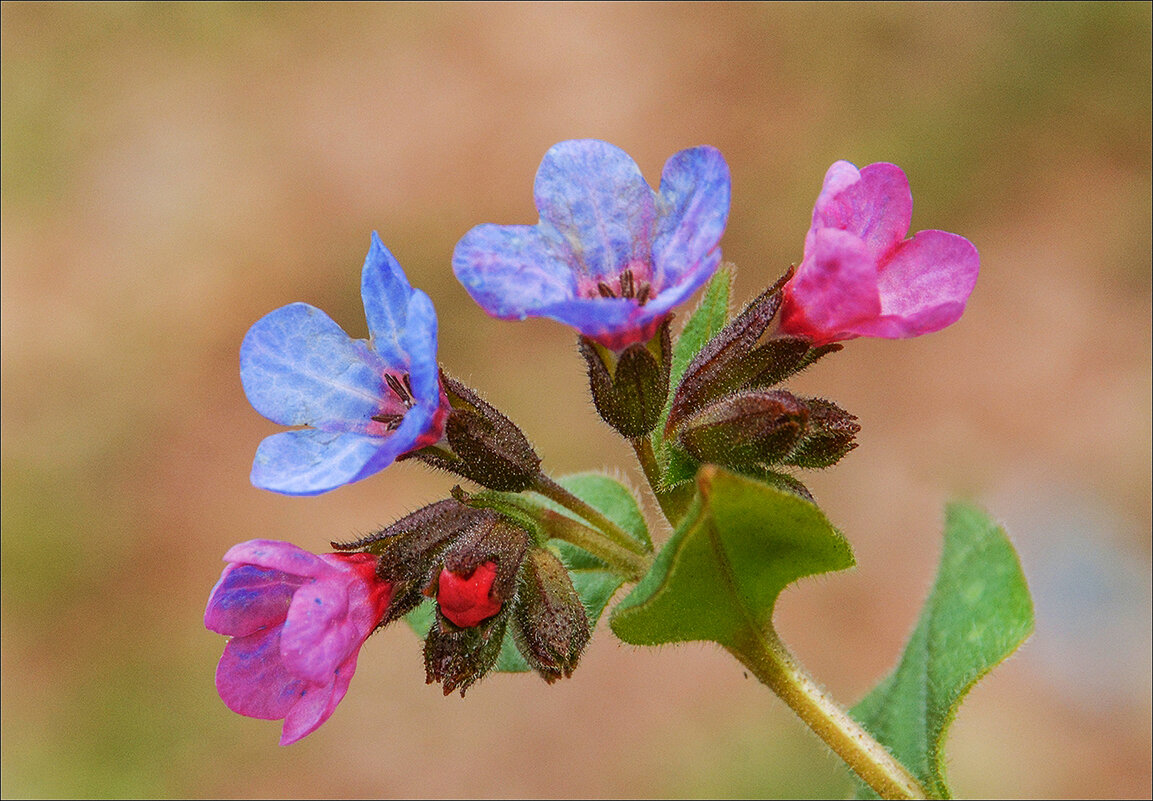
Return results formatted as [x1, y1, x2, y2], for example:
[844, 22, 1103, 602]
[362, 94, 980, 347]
[850, 504, 1035, 799]
[651, 267, 732, 489]
[611, 466, 853, 646]
[407, 472, 650, 674]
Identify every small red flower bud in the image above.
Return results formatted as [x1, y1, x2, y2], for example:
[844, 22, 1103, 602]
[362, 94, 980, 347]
[437, 560, 502, 627]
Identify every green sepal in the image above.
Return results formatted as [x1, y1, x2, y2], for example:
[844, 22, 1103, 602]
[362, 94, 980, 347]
[611, 466, 853, 646]
[849, 504, 1035, 799]
[406, 472, 650, 674]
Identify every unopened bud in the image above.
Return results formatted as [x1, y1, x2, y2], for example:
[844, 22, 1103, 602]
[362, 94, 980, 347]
[579, 319, 671, 438]
[436, 560, 502, 628]
[331, 498, 487, 625]
[677, 389, 808, 470]
[423, 610, 509, 697]
[783, 397, 859, 468]
[422, 515, 530, 695]
[512, 548, 591, 683]
[413, 372, 542, 492]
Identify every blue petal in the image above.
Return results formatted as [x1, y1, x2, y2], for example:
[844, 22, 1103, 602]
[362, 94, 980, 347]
[401, 289, 442, 407]
[652, 145, 730, 289]
[250, 429, 403, 496]
[360, 232, 414, 364]
[240, 303, 393, 430]
[452, 224, 576, 320]
[534, 140, 656, 280]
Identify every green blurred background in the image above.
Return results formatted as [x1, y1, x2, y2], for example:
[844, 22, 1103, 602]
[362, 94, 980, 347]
[3, 3, 1149, 797]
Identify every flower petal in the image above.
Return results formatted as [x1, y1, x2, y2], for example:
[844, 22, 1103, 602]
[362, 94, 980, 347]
[453, 223, 578, 319]
[222, 539, 335, 578]
[534, 139, 656, 281]
[215, 627, 308, 721]
[204, 563, 303, 636]
[279, 572, 362, 684]
[853, 229, 979, 338]
[814, 162, 912, 261]
[250, 429, 397, 496]
[279, 651, 358, 746]
[783, 228, 880, 342]
[652, 145, 730, 289]
[361, 232, 414, 364]
[240, 303, 394, 430]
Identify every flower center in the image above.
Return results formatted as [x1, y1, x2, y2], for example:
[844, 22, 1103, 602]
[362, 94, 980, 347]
[586, 265, 653, 306]
[371, 372, 414, 430]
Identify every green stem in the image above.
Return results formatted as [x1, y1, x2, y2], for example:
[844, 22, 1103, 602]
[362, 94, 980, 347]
[540, 509, 650, 582]
[727, 625, 927, 800]
[531, 473, 650, 556]
[629, 436, 694, 527]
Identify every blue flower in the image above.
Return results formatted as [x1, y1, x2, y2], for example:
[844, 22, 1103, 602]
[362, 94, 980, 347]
[453, 140, 731, 350]
[240, 233, 449, 495]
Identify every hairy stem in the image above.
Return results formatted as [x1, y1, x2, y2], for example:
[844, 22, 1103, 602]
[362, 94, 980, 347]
[728, 625, 927, 800]
[629, 436, 695, 526]
[532, 473, 650, 556]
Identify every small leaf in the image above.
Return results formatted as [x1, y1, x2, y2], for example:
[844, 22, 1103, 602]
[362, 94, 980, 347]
[410, 472, 650, 674]
[849, 504, 1035, 799]
[611, 466, 853, 647]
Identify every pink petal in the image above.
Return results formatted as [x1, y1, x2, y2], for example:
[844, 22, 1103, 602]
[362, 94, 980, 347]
[855, 229, 979, 338]
[279, 575, 362, 684]
[817, 163, 912, 262]
[784, 228, 880, 342]
[279, 651, 359, 746]
[223, 539, 336, 580]
[215, 627, 307, 721]
[204, 563, 303, 636]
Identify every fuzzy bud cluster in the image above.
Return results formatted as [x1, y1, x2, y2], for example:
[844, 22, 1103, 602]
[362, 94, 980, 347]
[666, 273, 859, 479]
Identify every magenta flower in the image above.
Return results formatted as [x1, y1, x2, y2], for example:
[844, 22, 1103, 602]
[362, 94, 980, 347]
[778, 161, 979, 345]
[240, 232, 450, 495]
[204, 540, 393, 745]
[453, 139, 731, 350]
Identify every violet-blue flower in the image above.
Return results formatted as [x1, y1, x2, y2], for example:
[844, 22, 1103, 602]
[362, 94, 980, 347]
[240, 233, 449, 495]
[453, 140, 731, 350]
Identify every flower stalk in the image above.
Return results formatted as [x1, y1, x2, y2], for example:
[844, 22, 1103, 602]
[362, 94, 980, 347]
[726, 624, 927, 800]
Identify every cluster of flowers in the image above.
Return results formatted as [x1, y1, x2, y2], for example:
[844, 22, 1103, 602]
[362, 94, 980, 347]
[205, 140, 978, 744]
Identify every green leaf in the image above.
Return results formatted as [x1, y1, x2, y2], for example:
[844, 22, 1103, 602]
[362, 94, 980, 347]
[849, 504, 1035, 799]
[651, 267, 732, 487]
[611, 465, 853, 646]
[409, 472, 650, 674]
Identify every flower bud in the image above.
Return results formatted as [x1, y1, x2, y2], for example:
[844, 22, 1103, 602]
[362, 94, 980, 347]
[413, 372, 542, 492]
[423, 610, 510, 697]
[512, 548, 591, 683]
[437, 560, 502, 628]
[331, 498, 492, 625]
[665, 272, 842, 439]
[782, 397, 859, 469]
[677, 389, 809, 470]
[579, 318, 671, 438]
[422, 515, 531, 695]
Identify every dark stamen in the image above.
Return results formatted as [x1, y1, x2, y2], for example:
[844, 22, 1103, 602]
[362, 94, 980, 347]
[371, 413, 405, 431]
[385, 374, 411, 403]
[597, 282, 617, 298]
[620, 269, 635, 299]
[402, 373, 413, 396]
[635, 283, 651, 305]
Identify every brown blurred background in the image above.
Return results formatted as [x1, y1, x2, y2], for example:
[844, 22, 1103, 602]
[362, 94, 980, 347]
[2, 3, 1149, 797]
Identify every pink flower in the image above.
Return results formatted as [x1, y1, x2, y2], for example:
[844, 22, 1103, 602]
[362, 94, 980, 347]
[778, 161, 979, 345]
[204, 540, 392, 745]
[436, 560, 502, 628]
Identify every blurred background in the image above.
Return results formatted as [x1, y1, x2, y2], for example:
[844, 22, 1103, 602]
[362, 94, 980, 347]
[2, 3, 1149, 797]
